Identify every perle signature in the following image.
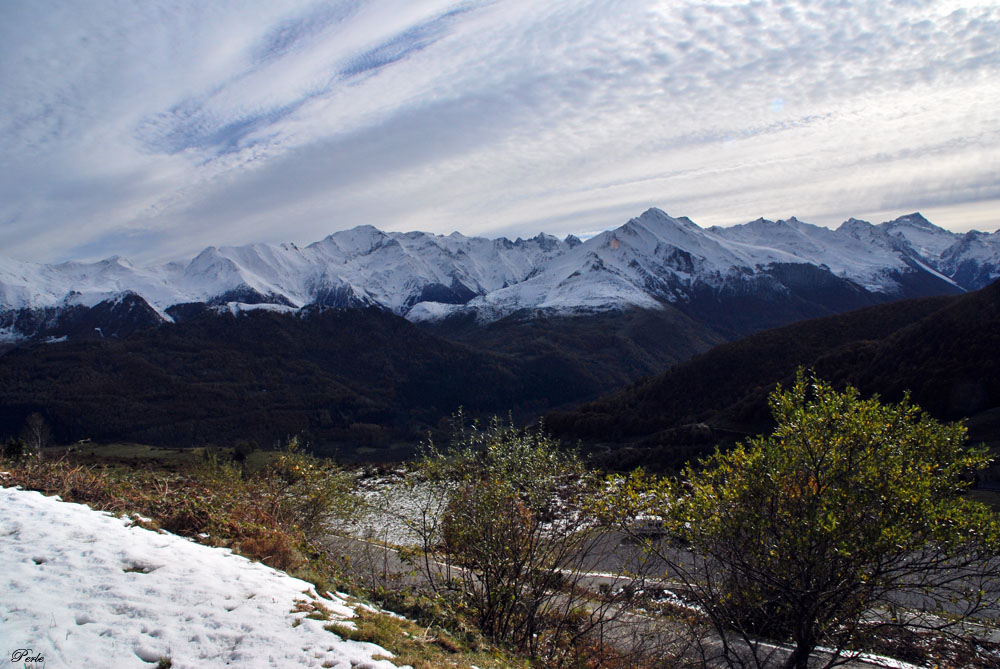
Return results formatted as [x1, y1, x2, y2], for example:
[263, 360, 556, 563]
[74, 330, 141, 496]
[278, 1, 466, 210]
[10, 649, 45, 663]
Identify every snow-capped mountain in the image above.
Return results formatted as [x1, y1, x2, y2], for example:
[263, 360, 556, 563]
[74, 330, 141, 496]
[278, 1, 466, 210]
[414, 209, 993, 323]
[1, 208, 997, 342]
[939, 230, 1000, 290]
[0, 227, 572, 341]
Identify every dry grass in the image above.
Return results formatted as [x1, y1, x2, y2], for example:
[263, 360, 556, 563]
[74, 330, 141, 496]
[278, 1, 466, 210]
[0, 446, 346, 577]
[325, 609, 524, 669]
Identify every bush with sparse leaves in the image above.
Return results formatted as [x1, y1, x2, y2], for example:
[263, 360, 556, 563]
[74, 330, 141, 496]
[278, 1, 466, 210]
[414, 415, 643, 665]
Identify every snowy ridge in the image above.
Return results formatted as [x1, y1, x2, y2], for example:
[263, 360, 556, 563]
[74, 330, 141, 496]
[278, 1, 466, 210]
[452, 208, 987, 321]
[711, 216, 913, 292]
[0, 255, 184, 317]
[0, 208, 997, 338]
[0, 227, 570, 316]
[0, 486, 399, 669]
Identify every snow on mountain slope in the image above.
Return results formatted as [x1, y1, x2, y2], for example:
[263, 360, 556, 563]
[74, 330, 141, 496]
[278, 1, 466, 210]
[710, 216, 922, 293]
[939, 229, 1000, 289]
[0, 208, 996, 339]
[457, 209, 806, 320]
[0, 255, 183, 314]
[0, 486, 399, 669]
[0, 228, 570, 316]
[305, 227, 570, 313]
[174, 243, 314, 306]
[454, 208, 965, 321]
[880, 213, 958, 259]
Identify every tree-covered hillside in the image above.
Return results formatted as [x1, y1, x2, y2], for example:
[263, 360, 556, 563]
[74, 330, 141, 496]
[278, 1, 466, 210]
[547, 281, 1000, 472]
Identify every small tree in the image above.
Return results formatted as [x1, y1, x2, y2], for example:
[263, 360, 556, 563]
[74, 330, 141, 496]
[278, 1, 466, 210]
[2, 436, 29, 459]
[609, 372, 1000, 668]
[254, 436, 358, 542]
[415, 416, 639, 664]
[19, 412, 51, 460]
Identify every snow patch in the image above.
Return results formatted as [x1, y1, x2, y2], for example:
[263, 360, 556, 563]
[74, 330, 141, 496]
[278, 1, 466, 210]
[218, 302, 298, 316]
[0, 487, 400, 669]
[405, 301, 462, 322]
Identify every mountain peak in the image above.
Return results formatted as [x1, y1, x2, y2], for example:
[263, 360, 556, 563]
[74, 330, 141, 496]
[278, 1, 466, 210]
[886, 212, 934, 230]
[835, 218, 898, 250]
[188, 246, 222, 265]
[878, 212, 958, 260]
[628, 208, 702, 236]
[640, 207, 671, 218]
[837, 218, 890, 244]
[636, 207, 684, 225]
[531, 232, 562, 251]
[750, 217, 781, 227]
[738, 217, 808, 233]
[838, 217, 873, 230]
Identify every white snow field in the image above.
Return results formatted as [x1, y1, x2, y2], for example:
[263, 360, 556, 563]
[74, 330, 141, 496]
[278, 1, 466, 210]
[0, 486, 400, 669]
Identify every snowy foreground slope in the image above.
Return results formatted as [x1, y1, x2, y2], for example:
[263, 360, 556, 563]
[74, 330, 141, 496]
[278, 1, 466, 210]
[0, 487, 400, 669]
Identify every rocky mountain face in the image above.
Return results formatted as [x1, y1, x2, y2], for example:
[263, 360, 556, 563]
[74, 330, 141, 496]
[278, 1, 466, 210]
[1, 208, 996, 343]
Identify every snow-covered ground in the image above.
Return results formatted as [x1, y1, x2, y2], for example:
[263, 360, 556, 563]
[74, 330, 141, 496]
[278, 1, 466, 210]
[0, 487, 400, 669]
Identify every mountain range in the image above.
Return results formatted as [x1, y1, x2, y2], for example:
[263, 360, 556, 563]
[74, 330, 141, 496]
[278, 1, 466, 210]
[2, 208, 998, 344]
[2, 207, 998, 456]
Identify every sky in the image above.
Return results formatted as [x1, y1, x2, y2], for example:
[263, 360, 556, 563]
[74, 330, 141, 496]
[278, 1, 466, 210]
[1, 0, 998, 264]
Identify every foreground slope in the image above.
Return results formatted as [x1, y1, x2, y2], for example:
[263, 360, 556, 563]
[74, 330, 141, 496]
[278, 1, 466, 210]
[0, 487, 398, 669]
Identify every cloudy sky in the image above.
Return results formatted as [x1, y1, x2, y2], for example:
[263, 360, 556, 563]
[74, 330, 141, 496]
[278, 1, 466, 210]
[2, 0, 998, 263]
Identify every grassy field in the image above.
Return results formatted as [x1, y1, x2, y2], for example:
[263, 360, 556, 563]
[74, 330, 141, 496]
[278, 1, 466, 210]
[47, 442, 200, 465]
[44, 440, 1000, 513]
[43, 442, 285, 469]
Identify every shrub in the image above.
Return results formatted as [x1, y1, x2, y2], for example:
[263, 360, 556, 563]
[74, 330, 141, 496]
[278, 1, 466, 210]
[2, 437, 29, 459]
[414, 415, 635, 665]
[607, 371, 1000, 668]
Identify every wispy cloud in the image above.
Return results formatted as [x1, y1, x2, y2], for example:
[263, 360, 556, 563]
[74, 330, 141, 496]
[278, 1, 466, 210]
[1, 0, 998, 262]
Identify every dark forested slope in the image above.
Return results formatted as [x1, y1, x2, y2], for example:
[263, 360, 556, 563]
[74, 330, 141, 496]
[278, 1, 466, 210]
[547, 282, 1000, 470]
[419, 304, 726, 393]
[0, 308, 604, 456]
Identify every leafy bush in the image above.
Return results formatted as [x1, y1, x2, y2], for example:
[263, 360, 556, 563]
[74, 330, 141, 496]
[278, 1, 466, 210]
[607, 371, 1000, 668]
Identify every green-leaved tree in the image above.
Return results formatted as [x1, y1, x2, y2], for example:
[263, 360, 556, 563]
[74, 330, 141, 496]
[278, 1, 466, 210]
[608, 372, 1000, 668]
